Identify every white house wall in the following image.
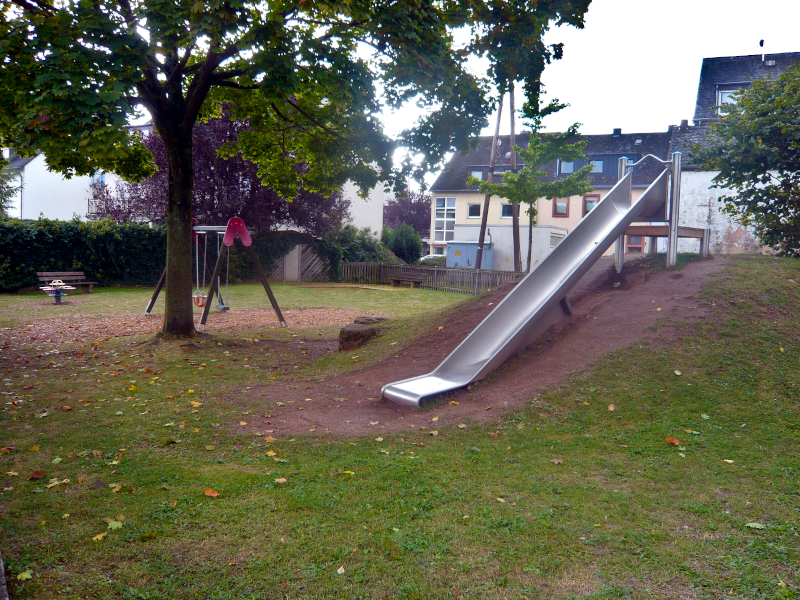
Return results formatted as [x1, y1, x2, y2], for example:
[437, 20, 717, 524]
[15, 155, 98, 221]
[452, 224, 567, 272]
[341, 181, 388, 236]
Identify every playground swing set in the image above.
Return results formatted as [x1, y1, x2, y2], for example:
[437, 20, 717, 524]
[144, 217, 287, 328]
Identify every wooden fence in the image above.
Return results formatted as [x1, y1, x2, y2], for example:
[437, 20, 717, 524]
[268, 245, 329, 282]
[340, 262, 524, 294]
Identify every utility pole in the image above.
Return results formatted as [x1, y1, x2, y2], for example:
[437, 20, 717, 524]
[475, 95, 504, 271]
[509, 83, 521, 272]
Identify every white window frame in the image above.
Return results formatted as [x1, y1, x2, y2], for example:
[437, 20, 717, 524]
[470, 170, 483, 181]
[434, 197, 456, 242]
[501, 203, 513, 218]
[560, 160, 574, 174]
[467, 203, 481, 218]
[590, 160, 603, 174]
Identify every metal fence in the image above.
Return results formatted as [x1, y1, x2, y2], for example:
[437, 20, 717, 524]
[340, 262, 524, 294]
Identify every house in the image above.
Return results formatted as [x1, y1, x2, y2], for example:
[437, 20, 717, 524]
[3, 122, 153, 221]
[340, 181, 390, 237]
[669, 52, 800, 254]
[428, 129, 672, 271]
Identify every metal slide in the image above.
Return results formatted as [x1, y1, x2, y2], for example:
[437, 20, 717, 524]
[382, 167, 671, 407]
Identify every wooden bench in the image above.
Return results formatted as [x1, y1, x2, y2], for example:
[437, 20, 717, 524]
[36, 271, 97, 293]
[390, 273, 427, 288]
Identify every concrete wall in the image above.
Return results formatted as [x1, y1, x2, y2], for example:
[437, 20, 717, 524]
[341, 181, 388, 237]
[672, 170, 761, 254]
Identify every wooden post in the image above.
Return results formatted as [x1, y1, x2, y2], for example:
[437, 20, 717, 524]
[476, 97, 504, 270]
[144, 268, 166, 316]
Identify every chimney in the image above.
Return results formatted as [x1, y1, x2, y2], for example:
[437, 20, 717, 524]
[612, 128, 622, 137]
[680, 119, 689, 128]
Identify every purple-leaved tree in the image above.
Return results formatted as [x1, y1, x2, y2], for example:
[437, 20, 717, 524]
[91, 113, 351, 236]
[383, 191, 431, 238]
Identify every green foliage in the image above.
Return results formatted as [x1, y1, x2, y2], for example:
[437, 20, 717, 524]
[383, 224, 424, 264]
[693, 66, 800, 256]
[0, 221, 339, 291]
[325, 225, 396, 264]
[468, 99, 593, 219]
[0, 218, 166, 292]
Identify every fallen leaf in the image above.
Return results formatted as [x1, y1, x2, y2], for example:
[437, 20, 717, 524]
[337, 565, 345, 574]
[449, 401, 459, 405]
[205, 445, 215, 451]
[105, 519, 123, 530]
[607, 404, 615, 411]
[665, 437, 681, 446]
[457, 424, 466, 429]
[656, 308, 662, 312]
[674, 370, 682, 376]
[343, 470, 355, 475]
[496, 498, 506, 503]
[92, 532, 108, 541]
[0, 447, 17, 453]
[274, 478, 287, 483]
[375, 437, 383, 442]
[187, 389, 195, 394]
[111, 485, 122, 493]
[550, 458, 564, 465]
[51, 457, 62, 464]
[204, 488, 219, 497]
[61, 405, 73, 411]
[29, 446, 39, 452]
[430, 430, 439, 436]
[17, 569, 32, 580]
[128, 385, 137, 392]
[431, 416, 439, 422]
[701, 413, 711, 420]
[745, 522, 766, 529]
[724, 459, 735, 464]
[190, 401, 202, 408]
[239, 421, 248, 426]
[28, 470, 45, 480]
[5, 471, 18, 476]
[368, 421, 379, 426]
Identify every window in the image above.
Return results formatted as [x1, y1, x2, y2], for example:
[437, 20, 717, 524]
[560, 161, 574, 174]
[434, 246, 445, 255]
[470, 170, 483, 181]
[552, 198, 569, 217]
[590, 160, 603, 174]
[583, 194, 600, 216]
[434, 197, 456, 242]
[90, 172, 106, 188]
[501, 204, 513, 218]
[717, 84, 749, 113]
[468, 203, 481, 218]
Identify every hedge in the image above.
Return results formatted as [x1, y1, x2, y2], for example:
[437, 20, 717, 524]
[0, 218, 342, 292]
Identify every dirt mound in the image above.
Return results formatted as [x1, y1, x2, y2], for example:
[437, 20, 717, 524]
[234, 257, 726, 438]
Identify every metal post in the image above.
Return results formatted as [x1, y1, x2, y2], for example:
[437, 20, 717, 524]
[614, 156, 629, 273]
[200, 244, 228, 327]
[245, 244, 287, 327]
[667, 152, 682, 267]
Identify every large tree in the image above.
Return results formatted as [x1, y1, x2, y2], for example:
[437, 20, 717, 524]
[91, 113, 351, 235]
[693, 66, 800, 256]
[0, 162, 21, 217]
[0, 0, 591, 336]
[383, 191, 431, 238]
[469, 100, 593, 271]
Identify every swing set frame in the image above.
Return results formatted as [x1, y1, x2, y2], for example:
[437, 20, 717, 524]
[144, 217, 287, 328]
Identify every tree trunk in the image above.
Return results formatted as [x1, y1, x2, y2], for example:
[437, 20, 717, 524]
[161, 131, 196, 336]
[509, 84, 521, 272]
[526, 209, 534, 272]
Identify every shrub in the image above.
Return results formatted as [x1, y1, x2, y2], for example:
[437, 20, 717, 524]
[383, 223, 423, 264]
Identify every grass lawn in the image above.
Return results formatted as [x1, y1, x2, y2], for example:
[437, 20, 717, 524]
[0, 257, 798, 599]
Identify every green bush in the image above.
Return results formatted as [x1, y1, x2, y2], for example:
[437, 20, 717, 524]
[0, 219, 341, 292]
[325, 225, 397, 264]
[382, 223, 423, 264]
[0, 217, 167, 291]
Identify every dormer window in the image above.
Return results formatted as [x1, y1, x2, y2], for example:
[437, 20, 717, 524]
[716, 83, 749, 113]
[560, 161, 574, 174]
[470, 170, 483, 181]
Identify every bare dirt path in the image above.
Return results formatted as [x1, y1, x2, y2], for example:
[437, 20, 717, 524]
[238, 257, 727, 437]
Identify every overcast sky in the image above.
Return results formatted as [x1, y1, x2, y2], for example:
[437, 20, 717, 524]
[502, 0, 800, 136]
